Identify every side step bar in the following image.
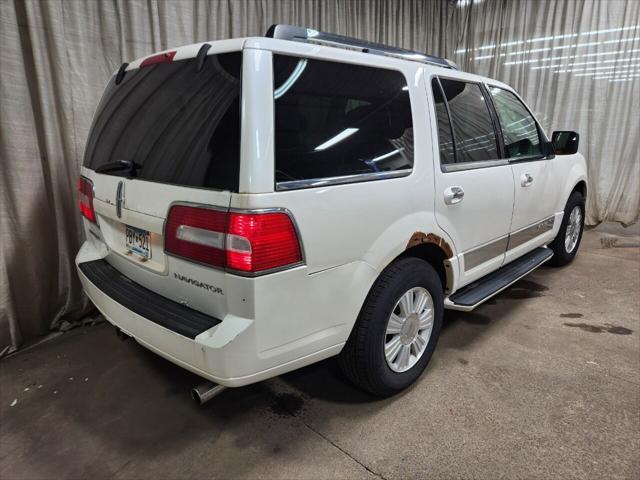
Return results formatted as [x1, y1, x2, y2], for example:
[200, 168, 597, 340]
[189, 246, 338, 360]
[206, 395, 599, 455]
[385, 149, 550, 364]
[446, 247, 554, 311]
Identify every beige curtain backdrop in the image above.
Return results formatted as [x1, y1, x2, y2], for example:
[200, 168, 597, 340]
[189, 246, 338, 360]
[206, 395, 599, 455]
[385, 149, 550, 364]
[453, 0, 640, 227]
[1, 0, 638, 353]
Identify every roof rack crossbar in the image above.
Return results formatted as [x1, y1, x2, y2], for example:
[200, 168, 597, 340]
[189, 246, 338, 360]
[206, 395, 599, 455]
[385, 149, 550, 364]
[265, 24, 458, 70]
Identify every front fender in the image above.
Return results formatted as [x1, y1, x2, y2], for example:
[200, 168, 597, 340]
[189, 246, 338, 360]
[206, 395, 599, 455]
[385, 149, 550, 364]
[556, 152, 588, 213]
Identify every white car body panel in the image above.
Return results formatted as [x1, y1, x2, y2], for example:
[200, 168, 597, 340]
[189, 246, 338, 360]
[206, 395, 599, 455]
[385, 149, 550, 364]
[76, 35, 588, 387]
[432, 164, 515, 285]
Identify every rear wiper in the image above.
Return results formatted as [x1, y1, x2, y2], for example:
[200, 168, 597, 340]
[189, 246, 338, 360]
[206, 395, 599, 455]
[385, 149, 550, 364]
[95, 159, 141, 177]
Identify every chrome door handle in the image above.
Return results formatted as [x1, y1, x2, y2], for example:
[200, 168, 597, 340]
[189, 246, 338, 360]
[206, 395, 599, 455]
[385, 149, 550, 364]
[521, 173, 534, 187]
[444, 186, 465, 205]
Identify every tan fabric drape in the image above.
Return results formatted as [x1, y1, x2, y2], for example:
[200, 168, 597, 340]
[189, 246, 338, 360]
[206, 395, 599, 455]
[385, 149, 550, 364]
[452, 0, 640, 227]
[1, 0, 638, 352]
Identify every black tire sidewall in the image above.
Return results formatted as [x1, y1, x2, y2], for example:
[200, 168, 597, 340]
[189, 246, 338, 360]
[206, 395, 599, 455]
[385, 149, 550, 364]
[550, 191, 585, 265]
[364, 258, 443, 393]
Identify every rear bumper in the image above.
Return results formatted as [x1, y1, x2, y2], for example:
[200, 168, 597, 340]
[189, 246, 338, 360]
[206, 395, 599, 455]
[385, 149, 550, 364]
[76, 240, 376, 387]
[79, 260, 222, 338]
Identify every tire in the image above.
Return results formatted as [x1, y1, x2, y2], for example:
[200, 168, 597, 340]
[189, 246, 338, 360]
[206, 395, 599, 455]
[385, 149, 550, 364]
[338, 257, 443, 397]
[548, 191, 585, 266]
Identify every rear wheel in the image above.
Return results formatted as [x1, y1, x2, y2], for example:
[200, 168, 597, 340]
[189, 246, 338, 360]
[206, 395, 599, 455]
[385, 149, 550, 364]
[338, 257, 443, 397]
[548, 191, 585, 266]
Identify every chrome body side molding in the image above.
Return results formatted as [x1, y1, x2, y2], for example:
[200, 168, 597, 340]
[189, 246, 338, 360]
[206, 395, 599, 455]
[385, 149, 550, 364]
[462, 216, 555, 272]
[276, 169, 412, 191]
[507, 216, 555, 251]
[463, 236, 509, 271]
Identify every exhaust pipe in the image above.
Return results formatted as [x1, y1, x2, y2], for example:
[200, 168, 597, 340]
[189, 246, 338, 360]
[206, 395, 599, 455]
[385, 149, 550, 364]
[191, 382, 226, 405]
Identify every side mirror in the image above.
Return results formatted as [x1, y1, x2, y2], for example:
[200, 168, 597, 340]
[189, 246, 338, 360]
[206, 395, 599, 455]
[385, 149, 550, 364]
[552, 131, 580, 155]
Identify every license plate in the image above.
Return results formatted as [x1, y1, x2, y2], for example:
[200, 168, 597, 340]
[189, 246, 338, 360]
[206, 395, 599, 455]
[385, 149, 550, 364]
[125, 225, 151, 259]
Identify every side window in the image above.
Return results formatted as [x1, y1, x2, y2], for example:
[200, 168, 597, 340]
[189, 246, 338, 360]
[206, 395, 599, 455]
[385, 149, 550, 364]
[489, 87, 542, 158]
[439, 78, 499, 163]
[431, 78, 455, 164]
[273, 55, 413, 186]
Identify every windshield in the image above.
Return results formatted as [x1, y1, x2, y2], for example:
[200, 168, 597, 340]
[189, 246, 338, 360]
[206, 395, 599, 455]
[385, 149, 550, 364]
[83, 52, 241, 191]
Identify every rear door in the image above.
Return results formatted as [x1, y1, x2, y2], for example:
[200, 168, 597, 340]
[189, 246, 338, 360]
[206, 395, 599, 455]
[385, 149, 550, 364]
[82, 47, 242, 318]
[485, 85, 560, 263]
[430, 76, 515, 286]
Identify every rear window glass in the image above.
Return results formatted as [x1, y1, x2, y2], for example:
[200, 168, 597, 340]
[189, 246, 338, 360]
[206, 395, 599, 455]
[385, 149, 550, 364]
[83, 52, 241, 191]
[273, 55, 413, 187]
[431, 78, 455, 164]
[438, 78, 499, 163]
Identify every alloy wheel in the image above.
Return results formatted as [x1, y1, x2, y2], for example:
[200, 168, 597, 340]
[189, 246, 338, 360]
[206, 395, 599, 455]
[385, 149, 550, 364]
[384, 287, 434, 373]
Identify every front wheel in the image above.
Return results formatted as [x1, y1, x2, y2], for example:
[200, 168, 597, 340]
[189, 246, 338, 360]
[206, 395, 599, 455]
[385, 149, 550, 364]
[338, 257, 443, 397]
[548, 191, 585, 266]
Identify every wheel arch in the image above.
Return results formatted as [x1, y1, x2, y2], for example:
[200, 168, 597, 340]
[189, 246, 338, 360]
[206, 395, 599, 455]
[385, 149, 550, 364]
[364, 230, 455, 298]
[572, 179, 587, 200]
[397, 234, 453, 294]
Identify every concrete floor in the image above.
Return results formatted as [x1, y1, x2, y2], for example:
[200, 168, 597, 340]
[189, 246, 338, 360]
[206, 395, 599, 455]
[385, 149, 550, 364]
[1, 227, 639, 479]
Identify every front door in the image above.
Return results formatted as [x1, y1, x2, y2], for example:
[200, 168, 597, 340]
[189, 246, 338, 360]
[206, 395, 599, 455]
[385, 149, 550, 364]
[484, 85, 560, 263]
[429, 76, 515, 287]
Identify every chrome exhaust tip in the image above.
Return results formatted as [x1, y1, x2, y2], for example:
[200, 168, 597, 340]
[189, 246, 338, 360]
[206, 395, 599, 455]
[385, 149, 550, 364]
[191, 382, 226, 405]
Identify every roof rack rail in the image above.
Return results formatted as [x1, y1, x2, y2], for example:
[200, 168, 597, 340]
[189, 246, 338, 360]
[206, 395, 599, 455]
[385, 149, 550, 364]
[265, 24, 458, 70]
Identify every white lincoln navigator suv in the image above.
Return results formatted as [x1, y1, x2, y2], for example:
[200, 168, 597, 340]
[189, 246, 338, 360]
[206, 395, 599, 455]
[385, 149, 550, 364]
[76, 25, 587, 397]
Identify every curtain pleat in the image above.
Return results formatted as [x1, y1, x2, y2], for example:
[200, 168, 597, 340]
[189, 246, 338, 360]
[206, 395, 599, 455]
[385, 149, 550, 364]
[452, 0, 639, 226]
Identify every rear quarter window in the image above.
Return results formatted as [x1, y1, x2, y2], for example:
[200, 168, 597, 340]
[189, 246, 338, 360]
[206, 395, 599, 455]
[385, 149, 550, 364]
[273, 55, 413, 188]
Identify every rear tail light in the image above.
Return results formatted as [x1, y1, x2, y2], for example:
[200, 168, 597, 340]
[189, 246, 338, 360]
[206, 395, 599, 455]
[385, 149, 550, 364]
[165, 206, 227, 268]
[226, 212, 302, 272]
[77, 177, 96, 223]
[165, 206, 302, 275]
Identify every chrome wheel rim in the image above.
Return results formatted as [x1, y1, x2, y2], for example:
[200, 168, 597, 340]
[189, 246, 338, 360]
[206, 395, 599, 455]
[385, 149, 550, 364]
[384, 287, 434, 373]
[564, 206, 583, 253]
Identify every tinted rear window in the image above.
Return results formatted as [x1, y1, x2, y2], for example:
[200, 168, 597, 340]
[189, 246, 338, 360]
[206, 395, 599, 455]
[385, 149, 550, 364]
[431, 78, 456, 164]
[273, 55, 413, 187]
[83, 52, 241, 191]
[438, 78, 499, 163]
